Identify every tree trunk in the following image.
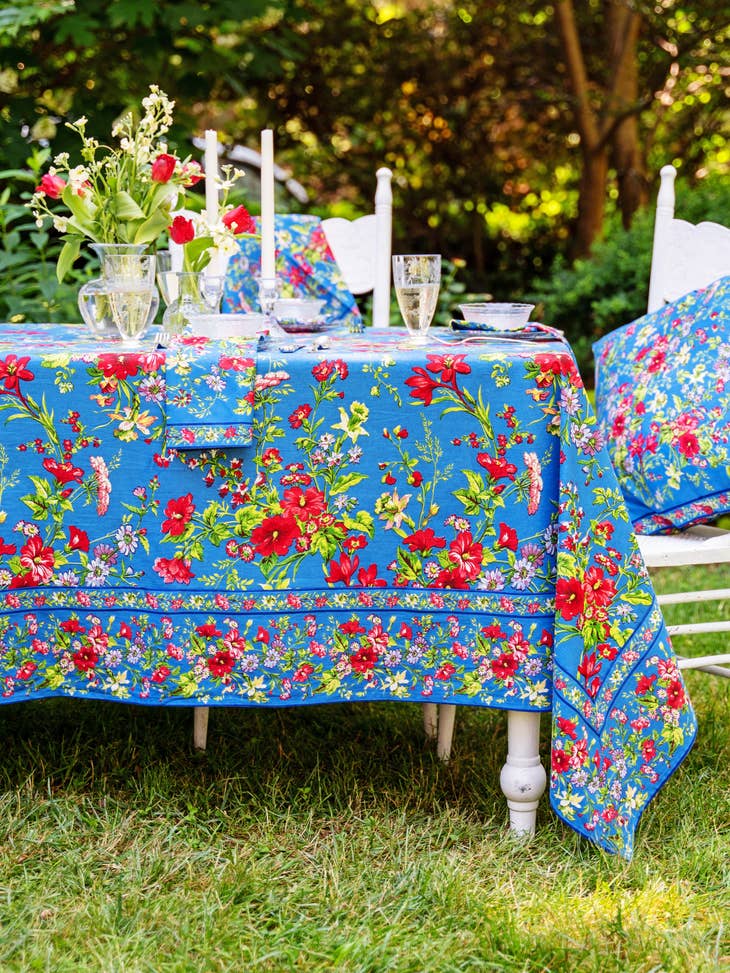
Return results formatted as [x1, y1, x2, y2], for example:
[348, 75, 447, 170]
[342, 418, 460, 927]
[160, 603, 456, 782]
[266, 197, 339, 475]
[606, 2, 649, 227]
[574, 148, 610, 258]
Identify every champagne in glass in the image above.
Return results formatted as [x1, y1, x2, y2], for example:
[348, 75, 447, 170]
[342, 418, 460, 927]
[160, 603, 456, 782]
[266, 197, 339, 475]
[392, 254, 441, 343]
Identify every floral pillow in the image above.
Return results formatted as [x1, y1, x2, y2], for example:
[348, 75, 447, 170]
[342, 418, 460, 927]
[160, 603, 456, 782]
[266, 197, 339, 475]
[222, 213, 362, 331]
[593, 276, 730, 534]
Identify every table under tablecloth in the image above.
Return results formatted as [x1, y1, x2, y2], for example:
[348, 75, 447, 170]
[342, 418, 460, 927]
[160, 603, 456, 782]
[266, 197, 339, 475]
[0, 323, 696, 856]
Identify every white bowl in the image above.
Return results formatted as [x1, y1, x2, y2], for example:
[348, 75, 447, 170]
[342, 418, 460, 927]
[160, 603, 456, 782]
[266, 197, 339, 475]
[274, 298, 324, 322]
[187, 313, 267, 338]
[458, 302, 535, 331]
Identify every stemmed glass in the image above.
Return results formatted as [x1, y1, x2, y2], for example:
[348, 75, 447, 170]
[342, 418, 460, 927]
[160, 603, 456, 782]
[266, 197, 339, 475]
[392, 254, 441, 344]
[104, 253, 157, 346]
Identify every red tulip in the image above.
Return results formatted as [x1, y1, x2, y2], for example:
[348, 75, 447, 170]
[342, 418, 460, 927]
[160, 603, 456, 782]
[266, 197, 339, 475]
[222, 204, 256, 235]
[151, 153, 177, 183]
[169, 215, 195, 244]
[36, 173, 66, 199]
[181, 160, 204, 186]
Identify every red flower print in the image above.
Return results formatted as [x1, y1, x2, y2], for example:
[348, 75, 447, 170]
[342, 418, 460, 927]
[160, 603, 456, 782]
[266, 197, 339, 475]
[425, 353, 471, 383]
[551, 748, 570, 773]
[161, 493, 195, 536]
[635, 673, 656, 696]
[208, 649, 235, 677]
[73, 645, 99, 672]
[557, 716, 578, 740]
[222, 204, 256, 235]
[325, 552, 360, 585]
[492, 652, 518, 679]
[43, 457, 84, 484]
[251, 513, 300, 557]
[666, 678, 686, 709]
[477, 454, 517, 481]
[433, 567, 470, 589]
[448, 531, 483, 580]
[60, 618, 85, 634]
[196, 623, 223, 638]
[577, 650, 602, 686]
[150, 153, 177, 182]
[398, 623, 412, 639]
[405, 367, 439, 405]
[289, 404, 312, 428]
[676, 431, 700, 459]
[496, 522, 518, 551]
[281, 486, 326, 523]
[0, 354, 34, 391]
[642, 739, 656, 761]
[356, 564, 387, 587]
[481, 623, 506, 639]
[435, 662, 456, 680]
[169, 215, 195, 245]
[582, 566, 617, 608]
[17, 661, 37, 680]
[312, 360, 336, 382]
[152, 665, 171, 683]
[98, 354, 140, 381]
[340, 618, 366, 635]
[539, 629, 553, 648]
[18, 536, 55, 584]
[36, 172, 66, 198]
[68, 526, 89, 552]
[153, 556, 195, 584]
[293, 663, 314, 682]
[0, 537, 17, 556]
[403, 528, 446, 553]
[350, 644, 377, 673]
[555, 576, 584, 620]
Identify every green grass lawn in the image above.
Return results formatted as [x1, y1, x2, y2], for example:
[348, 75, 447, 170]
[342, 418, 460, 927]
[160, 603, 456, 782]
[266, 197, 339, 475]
[1, 568, 728, 972]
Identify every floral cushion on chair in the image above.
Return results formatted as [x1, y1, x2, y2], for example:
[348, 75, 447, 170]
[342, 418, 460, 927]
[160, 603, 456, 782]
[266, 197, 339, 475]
[593, 276, 730, 534]
[222, 213, 363, 331]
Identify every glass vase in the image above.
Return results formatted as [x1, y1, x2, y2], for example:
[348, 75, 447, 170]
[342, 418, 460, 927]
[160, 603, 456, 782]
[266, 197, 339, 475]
[78, 243, 160, 340]
[161, 272, 224, 335]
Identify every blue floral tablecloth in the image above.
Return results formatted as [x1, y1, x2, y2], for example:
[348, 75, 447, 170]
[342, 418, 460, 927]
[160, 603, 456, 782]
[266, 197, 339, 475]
[0, 323, 696, 857]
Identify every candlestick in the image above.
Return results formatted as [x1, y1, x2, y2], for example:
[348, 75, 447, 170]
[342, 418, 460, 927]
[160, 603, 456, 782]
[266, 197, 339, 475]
[260, 129, 276, 282]
[204, 129, 222, 276]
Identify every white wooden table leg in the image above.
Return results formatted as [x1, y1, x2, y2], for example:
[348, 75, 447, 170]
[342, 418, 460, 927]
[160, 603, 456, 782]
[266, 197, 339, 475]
[422, 702, 438, 741]
[499, 710, 546, 834]
[436, 704, 456, 762]
[193, 706, 209, 751]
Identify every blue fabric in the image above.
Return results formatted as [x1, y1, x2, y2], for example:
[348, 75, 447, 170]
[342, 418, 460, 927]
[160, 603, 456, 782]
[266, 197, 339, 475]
[0, 323, 697, 858]
[222, 213, 363, 332]
[593, 276, 730, 533]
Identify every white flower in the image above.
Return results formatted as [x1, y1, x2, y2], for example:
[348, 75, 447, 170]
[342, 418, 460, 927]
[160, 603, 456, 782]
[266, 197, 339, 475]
[67, 165, 89, 193]
[52, 216, 69, 232]
[53, 152, 69, 167]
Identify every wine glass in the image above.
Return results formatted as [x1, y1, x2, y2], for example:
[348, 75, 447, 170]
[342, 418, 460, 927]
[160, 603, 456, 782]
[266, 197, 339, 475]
[104, 253, 157, 346]
[392, 254, 441, 344]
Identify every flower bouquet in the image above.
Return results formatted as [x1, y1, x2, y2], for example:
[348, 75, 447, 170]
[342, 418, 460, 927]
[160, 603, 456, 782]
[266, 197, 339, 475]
[29, 86, 203, 283]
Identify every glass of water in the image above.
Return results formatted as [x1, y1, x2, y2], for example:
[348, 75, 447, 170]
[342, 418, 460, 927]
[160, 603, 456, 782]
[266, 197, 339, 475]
[392, 254, 441, 344]
[103, 253, 157, 346]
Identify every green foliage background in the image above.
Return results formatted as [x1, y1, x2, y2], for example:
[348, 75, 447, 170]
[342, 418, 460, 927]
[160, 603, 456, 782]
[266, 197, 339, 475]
[1, 0, 729, 374]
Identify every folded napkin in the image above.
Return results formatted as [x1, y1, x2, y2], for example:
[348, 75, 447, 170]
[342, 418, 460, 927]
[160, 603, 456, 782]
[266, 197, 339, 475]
[163, 335, 259, 451]
[222, 213, 363, 331]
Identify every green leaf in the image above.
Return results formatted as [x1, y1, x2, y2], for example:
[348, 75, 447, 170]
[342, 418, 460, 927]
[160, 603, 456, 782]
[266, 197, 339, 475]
[60, 185, 97, 231]
[56, 236, 82, 283]
[133, 207, 171, 245]
[112, 191, 146, 221]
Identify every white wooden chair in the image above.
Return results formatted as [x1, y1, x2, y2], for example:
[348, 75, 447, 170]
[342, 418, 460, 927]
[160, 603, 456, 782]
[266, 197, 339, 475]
[638, 163, 730, 678]
[431, 163, 730, 778]
[192, 167, 394, 752]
